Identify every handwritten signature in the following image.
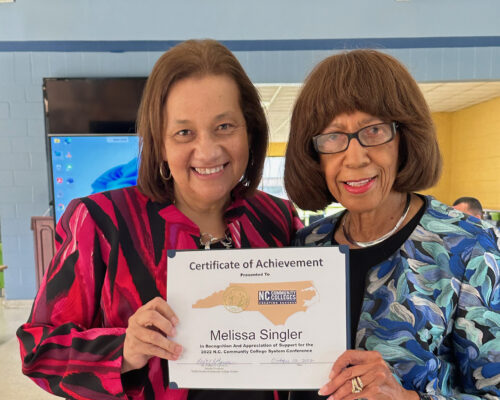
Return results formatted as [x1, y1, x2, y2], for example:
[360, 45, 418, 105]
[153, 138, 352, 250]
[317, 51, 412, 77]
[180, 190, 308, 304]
[271, 358, 314, 365]
[197, 358, 233, 367]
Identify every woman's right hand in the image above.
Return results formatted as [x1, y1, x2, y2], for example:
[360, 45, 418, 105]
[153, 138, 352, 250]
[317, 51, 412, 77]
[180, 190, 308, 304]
[122, 297, 183, 373]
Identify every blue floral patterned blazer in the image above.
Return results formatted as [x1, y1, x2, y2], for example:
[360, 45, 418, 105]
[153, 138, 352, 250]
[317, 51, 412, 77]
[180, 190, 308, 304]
[295, 196, 500, 399]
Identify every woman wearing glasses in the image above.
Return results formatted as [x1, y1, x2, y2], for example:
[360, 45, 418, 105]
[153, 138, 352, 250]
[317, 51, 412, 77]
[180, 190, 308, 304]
[285, 49, 500, 399]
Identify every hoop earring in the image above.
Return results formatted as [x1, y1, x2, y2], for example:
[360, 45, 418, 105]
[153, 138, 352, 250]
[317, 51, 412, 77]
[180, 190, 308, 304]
[159, 162, 172, 181]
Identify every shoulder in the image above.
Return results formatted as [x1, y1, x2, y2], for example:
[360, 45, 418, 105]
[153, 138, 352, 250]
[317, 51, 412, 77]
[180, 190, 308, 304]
[62, 186, 149, 226]
[415, 196, 500, 271]
[57, 186, 160, 252]
[85, 185, 146, 204]
[295, 211, 343, 246]
[227, 191, 302, 244]
[422, 196, 499, 245]
[245, 190, 294, 209]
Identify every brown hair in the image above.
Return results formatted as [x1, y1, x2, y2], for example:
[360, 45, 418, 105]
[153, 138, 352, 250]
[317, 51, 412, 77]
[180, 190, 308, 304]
[137, 39, 268, 202]
[285, 49, 442, 211]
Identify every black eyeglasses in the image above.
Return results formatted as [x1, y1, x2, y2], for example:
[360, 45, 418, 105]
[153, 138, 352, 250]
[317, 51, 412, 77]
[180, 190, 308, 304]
[312, 122, 398, 154]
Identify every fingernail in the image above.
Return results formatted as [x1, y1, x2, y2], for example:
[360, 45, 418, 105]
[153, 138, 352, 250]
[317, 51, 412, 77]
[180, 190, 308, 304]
[318, 386, 326, 396]
[175, 345, 183, 355]
[170, 327, 177, 337]
[172, 316, 179, 326]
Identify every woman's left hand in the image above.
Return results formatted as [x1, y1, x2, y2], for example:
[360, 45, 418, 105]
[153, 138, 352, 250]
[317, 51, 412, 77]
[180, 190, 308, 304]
[318, 350, 419, 400]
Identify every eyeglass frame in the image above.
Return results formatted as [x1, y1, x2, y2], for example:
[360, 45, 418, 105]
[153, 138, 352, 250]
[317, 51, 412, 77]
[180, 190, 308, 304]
[312, 121, 399, 154]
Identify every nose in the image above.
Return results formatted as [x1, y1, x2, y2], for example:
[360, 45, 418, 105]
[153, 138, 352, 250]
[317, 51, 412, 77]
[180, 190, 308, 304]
[193, 131, 223, 161]
[343, 137, 369, 168]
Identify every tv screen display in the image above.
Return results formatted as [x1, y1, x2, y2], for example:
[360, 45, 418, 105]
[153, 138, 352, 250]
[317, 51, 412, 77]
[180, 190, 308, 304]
[50, 135, 140, 222]
[43, 78, 147, 134]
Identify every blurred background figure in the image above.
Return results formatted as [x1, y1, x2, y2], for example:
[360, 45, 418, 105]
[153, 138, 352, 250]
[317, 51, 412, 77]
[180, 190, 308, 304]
[453, 196, 483, 219]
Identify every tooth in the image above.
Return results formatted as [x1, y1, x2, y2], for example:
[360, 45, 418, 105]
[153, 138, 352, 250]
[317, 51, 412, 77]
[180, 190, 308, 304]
[195, 165, 223, 175]
[347, 179, 370, 187]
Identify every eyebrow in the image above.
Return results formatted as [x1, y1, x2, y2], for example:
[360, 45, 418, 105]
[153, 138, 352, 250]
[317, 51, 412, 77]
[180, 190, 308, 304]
[171, 112, 236, 126]
[324, 117, 381, 132]
[214, 112, 237, 121]
[172, 119, 190, 125]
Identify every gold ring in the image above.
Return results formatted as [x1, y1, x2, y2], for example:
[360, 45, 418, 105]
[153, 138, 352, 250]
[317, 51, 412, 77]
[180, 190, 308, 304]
[351, 376, 363, 393]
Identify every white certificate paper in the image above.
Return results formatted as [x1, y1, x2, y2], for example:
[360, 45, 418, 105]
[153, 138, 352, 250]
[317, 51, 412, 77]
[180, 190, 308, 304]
[167, 246, 348, 390]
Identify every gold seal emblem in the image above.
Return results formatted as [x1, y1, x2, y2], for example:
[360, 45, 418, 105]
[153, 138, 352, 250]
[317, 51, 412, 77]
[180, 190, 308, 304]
[223, 286, 249, 313]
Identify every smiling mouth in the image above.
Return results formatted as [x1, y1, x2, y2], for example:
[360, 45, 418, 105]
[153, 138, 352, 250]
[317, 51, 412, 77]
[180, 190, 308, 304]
[193, 163, 227, 175]
[344, 177, 375, 187]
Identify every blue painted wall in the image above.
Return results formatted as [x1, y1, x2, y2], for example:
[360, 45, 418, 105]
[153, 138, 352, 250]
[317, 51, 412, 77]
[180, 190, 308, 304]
[1, 0, 500, 299]
[1, 0, 499, 40]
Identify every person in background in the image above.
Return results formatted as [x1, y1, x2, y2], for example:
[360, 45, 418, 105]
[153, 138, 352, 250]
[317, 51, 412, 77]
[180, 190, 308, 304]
[453, 196, 483, 219]
[17, 39, 301, 400]
[284, 49, 500, 399]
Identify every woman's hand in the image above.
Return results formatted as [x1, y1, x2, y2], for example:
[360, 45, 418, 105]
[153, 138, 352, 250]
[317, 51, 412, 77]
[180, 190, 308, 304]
[318, 350, 419, 400]
[122, 297, 183, 373]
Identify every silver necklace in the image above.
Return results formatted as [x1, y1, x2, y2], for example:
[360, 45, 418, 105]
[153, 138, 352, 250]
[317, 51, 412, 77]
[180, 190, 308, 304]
[200, 232, 233, 250]
[342, 193, 411, 248]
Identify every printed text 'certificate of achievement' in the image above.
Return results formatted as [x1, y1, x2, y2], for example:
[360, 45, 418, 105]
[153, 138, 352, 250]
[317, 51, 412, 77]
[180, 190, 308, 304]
[167, 246, 348, 390]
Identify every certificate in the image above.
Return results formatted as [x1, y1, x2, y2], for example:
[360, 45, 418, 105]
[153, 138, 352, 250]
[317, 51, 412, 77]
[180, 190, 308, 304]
[167, 246, 349, 390]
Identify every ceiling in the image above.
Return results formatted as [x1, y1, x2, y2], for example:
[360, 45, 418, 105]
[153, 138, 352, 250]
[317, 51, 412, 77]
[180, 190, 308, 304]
[257, 81, 500, 143]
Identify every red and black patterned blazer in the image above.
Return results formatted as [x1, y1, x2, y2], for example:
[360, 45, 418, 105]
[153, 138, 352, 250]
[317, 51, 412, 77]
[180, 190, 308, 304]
[17, 186, 302, 400]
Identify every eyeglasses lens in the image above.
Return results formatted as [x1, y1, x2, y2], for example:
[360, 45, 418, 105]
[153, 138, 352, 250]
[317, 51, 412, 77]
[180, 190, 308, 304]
[315, 123, 394, 154]
[316, 134, 347, 153]
[358, 124, 393, 146]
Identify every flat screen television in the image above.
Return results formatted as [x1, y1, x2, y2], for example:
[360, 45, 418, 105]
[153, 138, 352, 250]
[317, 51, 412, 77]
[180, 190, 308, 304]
[49, 135, 140, 222]
[43, 78, 147, 134]
[44, 77, 147, 222]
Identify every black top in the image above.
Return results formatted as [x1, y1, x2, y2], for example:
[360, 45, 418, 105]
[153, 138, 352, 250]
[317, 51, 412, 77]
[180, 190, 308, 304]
[340, 199, 426, 348]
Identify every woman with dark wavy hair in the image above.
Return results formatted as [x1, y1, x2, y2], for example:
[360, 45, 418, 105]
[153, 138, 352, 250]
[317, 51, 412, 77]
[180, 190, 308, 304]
[18, 39, 301, 400]
[285, 49, 500, 399]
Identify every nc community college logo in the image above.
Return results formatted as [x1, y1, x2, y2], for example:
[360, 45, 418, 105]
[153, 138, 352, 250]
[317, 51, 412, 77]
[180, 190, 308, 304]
[258, 290, 297, 305]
